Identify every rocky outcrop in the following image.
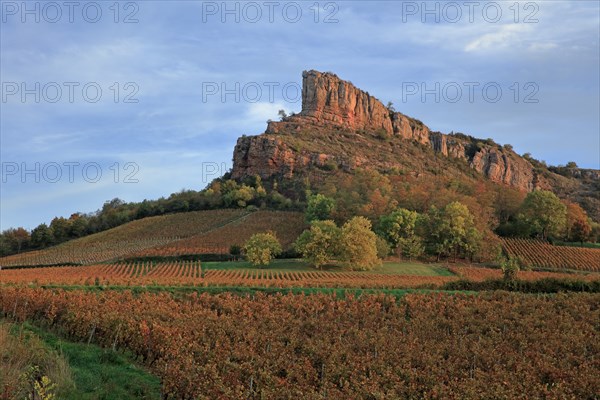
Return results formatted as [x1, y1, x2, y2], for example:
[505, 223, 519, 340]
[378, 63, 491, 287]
[231, 70, 596, 195]
[392, 113, 430, 144]
[231, 136, 302, 179]
[297, 70, 393, 133]
[470, 147, 536, 191]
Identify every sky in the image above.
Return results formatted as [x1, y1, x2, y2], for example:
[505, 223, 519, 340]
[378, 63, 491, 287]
[1, 0, 599, 230]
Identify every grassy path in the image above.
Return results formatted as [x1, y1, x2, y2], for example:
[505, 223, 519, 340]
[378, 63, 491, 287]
[14, 322, 162, 400]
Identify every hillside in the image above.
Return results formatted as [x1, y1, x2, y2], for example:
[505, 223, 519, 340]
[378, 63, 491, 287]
[0, 210, 303, 267]
[232, 70, 599, 221]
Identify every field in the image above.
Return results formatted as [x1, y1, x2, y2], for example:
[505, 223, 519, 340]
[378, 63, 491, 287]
[502, 238, 600, 272]
[0, 210, 304, 267]
[0, 261, 458, 288]
[1, 287, 598, 399]
[2, 219, 599, 398]
[449, 265, 600, 282]
[2, 260, 599, 289]
[131, 211, 306, 257]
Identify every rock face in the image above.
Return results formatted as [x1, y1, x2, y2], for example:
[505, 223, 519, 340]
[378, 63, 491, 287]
[470, 147, 536, 191]
[297, 70, 393, 133]
[232, 70, 596, 195]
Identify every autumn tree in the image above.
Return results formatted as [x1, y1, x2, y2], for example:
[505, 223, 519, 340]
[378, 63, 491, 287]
[518, 190, 566, 240]
[243, 232, 282, 267]
[564, 201, 591, 243]
[0, 228, 31, 255]
[570, 219, 592, 243]
[295, 220, 340, 269]
[338, 216, 381, 271]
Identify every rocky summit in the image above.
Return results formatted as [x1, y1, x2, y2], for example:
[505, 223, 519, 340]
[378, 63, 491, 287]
[232, 70, 599, 220]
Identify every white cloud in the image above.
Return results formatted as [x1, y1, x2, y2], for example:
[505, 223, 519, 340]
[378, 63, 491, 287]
[464, 24, 530, 52]
[245, 102, 288, 125]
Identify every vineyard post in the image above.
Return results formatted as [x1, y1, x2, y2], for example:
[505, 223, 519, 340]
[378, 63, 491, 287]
[88, 323, 97, 345]
[112, 323, 122, 351]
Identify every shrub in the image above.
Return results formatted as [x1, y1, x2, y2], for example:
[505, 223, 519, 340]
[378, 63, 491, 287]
[501, 257, 520, 281]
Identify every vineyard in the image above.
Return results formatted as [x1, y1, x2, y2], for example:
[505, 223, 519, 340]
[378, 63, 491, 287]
[1, 288, 598, 399]
[2, 261, 599, 289]
[0, 210, 304, 267]
[449, 265, 600, 282]
[132, 211, 306, 257]
[0, 261, 456, 288]
[502, 238, 600, 272]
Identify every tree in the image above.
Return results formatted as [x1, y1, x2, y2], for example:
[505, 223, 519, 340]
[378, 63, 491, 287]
[566, 161, 578, 169]
[427, 202, 482, 262]
[295, 220, 340, 269]
[1, 228, 31, 254]
[518, 190, 566, 240]
[571, 219, 592, 243]
[243, 232, 282, 267]
[564, 201, 591, 242]
[375, 236, 391, 259]
[338, 217, 381, 271]
[68, 214, 88, 238]
[31, 224, 54, 248]
[377, 208, 424, 259]
[305, 194, 335, 223]
[50, 217, 74, 244]
[494, 188, 525, 224]
[278, 109, 287, 120]
[397, 236, 424, 261]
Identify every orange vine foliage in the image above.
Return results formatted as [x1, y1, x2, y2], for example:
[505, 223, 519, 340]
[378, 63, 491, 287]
[0, 262, 455, 288]
[449, 266, 600, 282]
[0, 288, 598, 399]
[502, 238, 600, 272]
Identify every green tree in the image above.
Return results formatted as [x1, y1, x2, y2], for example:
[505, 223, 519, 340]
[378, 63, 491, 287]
[397, 236, 424, 261]
[295, 220, 340, 269]
[518, 190, 567, 240]
[305, 194, 335, 222]
[338, 216, 381, 271]
[427, 202, 482, 261]
[375, 235, 391, 259]
[243, 232, 282, 267]
[377, 208, 423, 259]
[31, 224, 54, 249]
[49, 217, 71, 244]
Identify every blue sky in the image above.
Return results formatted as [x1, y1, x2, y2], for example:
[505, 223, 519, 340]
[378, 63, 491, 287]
[1, 0, 599, 230]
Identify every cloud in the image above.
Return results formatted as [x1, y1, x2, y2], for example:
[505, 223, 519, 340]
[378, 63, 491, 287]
[464, 24, 530, 52]
[245, 102, 289, 125]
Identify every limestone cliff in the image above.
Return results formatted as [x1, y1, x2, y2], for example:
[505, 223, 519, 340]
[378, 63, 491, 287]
[234, 70, 544, 191]
[231, 70, 598, 218]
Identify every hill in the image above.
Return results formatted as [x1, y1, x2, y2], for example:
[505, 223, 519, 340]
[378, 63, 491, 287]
[232, 70, 599, 221]
[0, 210, 303, 267]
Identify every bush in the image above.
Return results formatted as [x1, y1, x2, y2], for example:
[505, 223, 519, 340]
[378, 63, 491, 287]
[501, 257, 520, 281]
[229, 245, 242, 256]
